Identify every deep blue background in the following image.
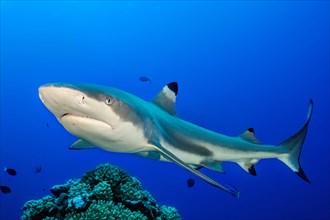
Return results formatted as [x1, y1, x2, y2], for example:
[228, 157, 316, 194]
[1, 1, 329, 219]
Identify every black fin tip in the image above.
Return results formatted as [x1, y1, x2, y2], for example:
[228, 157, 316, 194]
[248, 165, 257, 176]
[167, 82, 178, 95]
[296, 167, 311, 184]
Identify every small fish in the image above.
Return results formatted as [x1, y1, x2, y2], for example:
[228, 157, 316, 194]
[139, 76, 152, 83]
[187, 178, 195, 188]
[4, 167, 17, 176]
[46, 122, 49, 128]
[0, 185, 11, 194]
[35, 166, 42, 174]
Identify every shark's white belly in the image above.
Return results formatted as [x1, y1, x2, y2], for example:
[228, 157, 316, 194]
[61, 115, 150, 153]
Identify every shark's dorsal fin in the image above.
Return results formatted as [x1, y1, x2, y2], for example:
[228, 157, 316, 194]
[69, 139, 96, 150]
[240, 128, 260, 144]
[152, 82, 178, 115]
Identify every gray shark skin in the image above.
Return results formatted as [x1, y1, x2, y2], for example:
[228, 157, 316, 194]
[39, 82, 313, 197]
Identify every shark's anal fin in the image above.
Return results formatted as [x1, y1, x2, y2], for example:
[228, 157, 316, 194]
[151, 140, 239, 197]
[152, 82, 178, 115]
[69, 139, 96, 150]
[237, 159, 259, 176]
[240, 128, 260, 144]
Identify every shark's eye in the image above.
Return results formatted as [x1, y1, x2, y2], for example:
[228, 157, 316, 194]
[106, 97, 114, 105]
[79, 95, 85, 104]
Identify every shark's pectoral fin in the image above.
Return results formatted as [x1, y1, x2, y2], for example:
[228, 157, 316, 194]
[69, 139, 96, 150]
[240, 128, 260, 144]
[201, 159, 226, 174]
[151, 140, 239, 197]
[237, 159, 259, 176]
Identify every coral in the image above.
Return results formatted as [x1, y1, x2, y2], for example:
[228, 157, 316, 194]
[67, 195, 86, 210]
[21, 196, 57, 220]
[157, 206, 182, 220]
[21, 163, 181, 220]
[93, 181, 113, 201]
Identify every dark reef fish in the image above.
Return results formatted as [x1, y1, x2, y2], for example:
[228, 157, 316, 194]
[187, 166, 203, 188]
[139, 76, 152, 83]
[35, 166, 42, 174]
[0, 185, 11, 194]
[187, 178, 195, 188]
[4, 167, 17, 176]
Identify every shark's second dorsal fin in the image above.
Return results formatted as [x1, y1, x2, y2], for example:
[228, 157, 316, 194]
[152, 82, 178, 115]
[240, 128, 260, 144]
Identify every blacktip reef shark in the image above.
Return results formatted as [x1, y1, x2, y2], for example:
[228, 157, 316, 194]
[38, 82, 313, 197]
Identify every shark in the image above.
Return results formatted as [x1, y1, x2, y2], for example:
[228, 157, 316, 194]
[38, 82, 313, 197]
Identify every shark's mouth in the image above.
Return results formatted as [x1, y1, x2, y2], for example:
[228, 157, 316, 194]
[62, 113, 91, 119]
[61, 113, 113, 128]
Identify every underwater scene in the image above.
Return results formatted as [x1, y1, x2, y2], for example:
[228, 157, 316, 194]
[1, 1, 329, 220]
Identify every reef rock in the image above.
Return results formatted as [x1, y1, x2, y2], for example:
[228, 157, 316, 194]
[21, 163, 181, 220]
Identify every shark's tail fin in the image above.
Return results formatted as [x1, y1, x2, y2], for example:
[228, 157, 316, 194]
[277, 100, 313, 184]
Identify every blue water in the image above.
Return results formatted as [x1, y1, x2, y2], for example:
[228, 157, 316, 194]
[1, 1, 329, 219]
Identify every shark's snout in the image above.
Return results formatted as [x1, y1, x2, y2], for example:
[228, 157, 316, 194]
[38, 85, 55, 104]
[38, 83, 116, 127]
[38, 84, 86, 119]
[38, 89, 45, 104]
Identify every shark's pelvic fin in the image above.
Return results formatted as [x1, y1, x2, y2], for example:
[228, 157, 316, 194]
[189, 164, 203, 170]
[69, 139, 96, 150]
[278, 99, 313, 184]
[151, 139, 239, 197]
[152, 82, 178, 115]
[135, 151, 162, 160]
[201, 158, 226, 173]
[240, 128, 260, 144]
